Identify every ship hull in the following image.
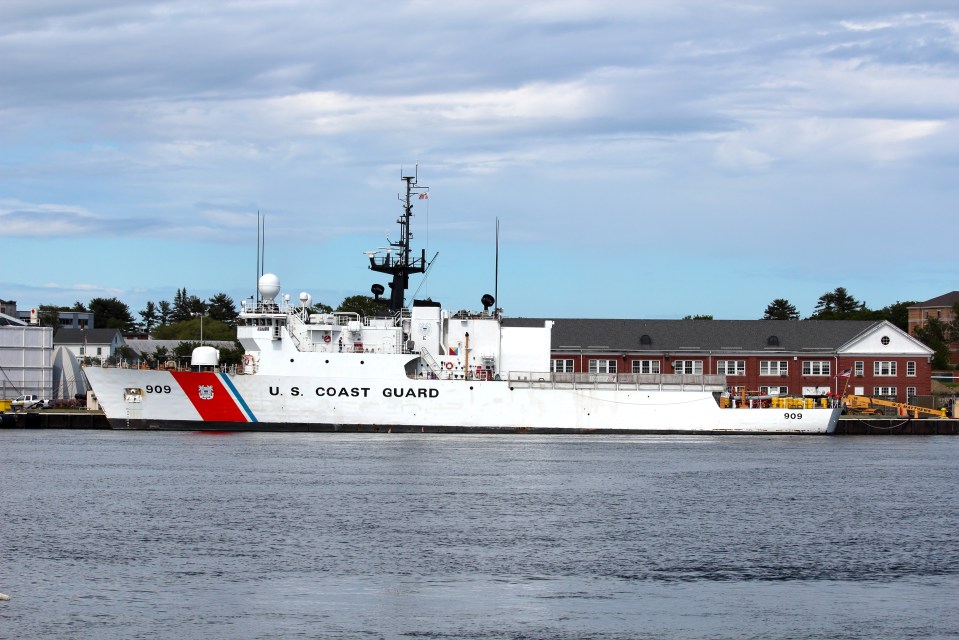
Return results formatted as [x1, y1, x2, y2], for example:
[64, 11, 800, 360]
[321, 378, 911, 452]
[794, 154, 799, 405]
[83, 368, 839, 435]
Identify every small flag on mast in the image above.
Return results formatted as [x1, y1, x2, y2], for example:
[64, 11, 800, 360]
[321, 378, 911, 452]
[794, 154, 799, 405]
[419, 192, 428, 199]
[840, 369, 851, 378]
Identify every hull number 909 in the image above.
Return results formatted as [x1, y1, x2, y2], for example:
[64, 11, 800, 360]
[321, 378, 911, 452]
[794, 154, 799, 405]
[784, 412, 803, 420]
[146, 385, 172, 394]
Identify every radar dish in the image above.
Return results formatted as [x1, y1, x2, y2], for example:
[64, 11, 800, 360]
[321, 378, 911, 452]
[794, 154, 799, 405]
[258, 273, 281, 302]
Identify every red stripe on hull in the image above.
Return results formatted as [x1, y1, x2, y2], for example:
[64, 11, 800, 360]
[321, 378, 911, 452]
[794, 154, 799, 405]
[170, 372, 248, 423]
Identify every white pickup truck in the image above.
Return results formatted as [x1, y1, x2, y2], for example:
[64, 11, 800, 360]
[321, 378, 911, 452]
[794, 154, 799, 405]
[11, 394, 47, 410]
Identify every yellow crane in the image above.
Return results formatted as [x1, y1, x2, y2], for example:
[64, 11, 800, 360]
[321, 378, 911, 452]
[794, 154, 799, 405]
[843, 395, 947, 418]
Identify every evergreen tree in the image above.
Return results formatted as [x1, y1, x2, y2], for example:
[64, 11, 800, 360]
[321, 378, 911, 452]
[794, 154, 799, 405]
[809, 287, 864, 320]
[139, 301, 159, 335]
[157, 300, 173, 326]
[206, 293, 239, 326]
[171, 287, 205, 323]
[763, 299, 799, 320]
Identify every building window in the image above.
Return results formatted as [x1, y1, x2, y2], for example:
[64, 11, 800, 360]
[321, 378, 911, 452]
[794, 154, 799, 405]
[717, 360, 745, 375]
[673, 360, 703, 375]
[632, 360, 661, 374]
[760, 386, 788, 395]
[854, 361, 864, 376]
[906, 387, 917, 401]
[801, 361, 831, 376]
[760, 360, 788, 376]
[907, 361, 916, 377]
[873, 386, 897, 398]
[79, 346, 85, 355]
[881, 336, 890, 345]
[874, 361, 897, 376]
[589, 359, 617, 374]
[97, 347, 102, 356]
[551, 359, 574, 373]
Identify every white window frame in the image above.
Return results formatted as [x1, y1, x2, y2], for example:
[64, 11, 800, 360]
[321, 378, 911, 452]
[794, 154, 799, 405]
[873, 386, 897, 398]
[760, 386, 788, 395]
[874, 361, 897, 376]
[673, 360, 703, 375]
[854, 361, 864, 376]
[801, 361, 831, 376]
[551, 359, 574, 373]
[906, 387, 917, 401]
[717, 360, 745, 375]
[906, 361, 916, 377]
[760, 360, 788, 376]
[589, 359, 617, 374]
[631, 360, 661, 374]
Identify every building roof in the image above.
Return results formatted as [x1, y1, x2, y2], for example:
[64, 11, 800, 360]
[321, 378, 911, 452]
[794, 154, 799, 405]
[124, 338, 235, 357]
[910, 291, 959, 308]
[0, 312, 26, 326]
[504, 318, 879, 353]
[54, 328, 122, 345]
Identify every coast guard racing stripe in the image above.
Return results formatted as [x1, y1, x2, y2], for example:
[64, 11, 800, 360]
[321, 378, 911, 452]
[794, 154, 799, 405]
[171, 371, 249, 423]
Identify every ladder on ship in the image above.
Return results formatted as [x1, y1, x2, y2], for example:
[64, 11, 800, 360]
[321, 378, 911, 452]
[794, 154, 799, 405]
[418, 348, 442, 378]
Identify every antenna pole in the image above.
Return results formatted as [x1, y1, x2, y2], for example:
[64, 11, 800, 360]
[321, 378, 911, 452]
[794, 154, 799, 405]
[495, 217, 500, 315]
[256, 211, 261, 304]
[369, 168, 428, 312]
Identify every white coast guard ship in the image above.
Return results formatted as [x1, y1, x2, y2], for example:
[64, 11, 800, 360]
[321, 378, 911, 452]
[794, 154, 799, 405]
[83, 172, 839, 434]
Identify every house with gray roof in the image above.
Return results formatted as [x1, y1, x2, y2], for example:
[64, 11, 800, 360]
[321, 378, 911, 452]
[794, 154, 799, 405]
[54, 328, 125, 363]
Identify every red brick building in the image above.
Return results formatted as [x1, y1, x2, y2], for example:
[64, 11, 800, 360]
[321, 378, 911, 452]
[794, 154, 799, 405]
[908, 291, 959, 366]
[529, 319, 933, 402]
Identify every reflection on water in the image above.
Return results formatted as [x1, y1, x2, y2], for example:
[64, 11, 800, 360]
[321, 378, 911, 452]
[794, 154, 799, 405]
[1, 431, 957, 639]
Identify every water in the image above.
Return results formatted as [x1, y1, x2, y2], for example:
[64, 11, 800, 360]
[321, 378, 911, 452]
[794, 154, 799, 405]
[1, 431, 957, 640]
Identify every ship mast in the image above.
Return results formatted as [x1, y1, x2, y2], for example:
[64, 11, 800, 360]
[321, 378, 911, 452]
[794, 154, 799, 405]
[369, 167, 428, 313]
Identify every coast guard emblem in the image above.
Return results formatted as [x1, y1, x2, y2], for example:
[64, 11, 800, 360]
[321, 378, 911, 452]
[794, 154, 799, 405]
[198, 385, 214, 400]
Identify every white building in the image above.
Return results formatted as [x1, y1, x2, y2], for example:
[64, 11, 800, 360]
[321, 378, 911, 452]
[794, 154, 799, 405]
[0, 322, 53, 400]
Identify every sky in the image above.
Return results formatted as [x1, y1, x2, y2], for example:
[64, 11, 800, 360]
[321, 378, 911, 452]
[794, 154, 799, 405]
[2, 1, 957, 321]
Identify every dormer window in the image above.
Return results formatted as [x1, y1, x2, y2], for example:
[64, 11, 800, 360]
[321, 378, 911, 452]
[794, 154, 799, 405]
[640, 334, 652, 346]
[767, 335, 780, 346]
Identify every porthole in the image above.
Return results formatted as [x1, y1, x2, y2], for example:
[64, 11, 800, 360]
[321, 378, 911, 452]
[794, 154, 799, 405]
[881, 336, 890, 346]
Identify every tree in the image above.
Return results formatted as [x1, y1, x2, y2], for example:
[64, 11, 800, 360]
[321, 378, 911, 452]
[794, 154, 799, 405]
[338, 295, 387, 317]
[139, 301, 159, 335]
[206, 293, 239, 326]
[763, 299, 799, 320]
[913, 318, 952, 370]
[310, 302, 334, 314]
[873, 301, 916, 332]
[36, 304, 68, 330]
[151, 317, 236, 341]
[150, 346, 170, 368]
[157, 300, 173, 326]
[682, 315, 713, 320]
[171, 287, 206, 323]
[809, 287, 865, 320]
[88, 297, 136, 332]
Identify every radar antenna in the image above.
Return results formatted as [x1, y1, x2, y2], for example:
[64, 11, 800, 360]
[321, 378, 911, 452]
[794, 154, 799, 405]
[368, 166, 428, 312]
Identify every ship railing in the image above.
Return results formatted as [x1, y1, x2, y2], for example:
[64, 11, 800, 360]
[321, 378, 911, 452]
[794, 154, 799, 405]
[507, 372, 727, 391]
